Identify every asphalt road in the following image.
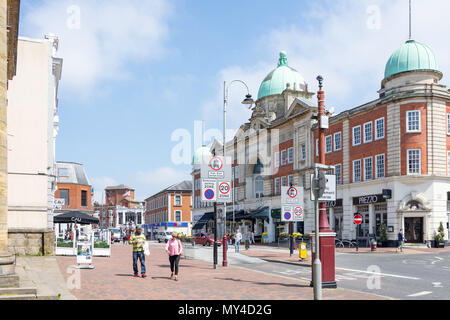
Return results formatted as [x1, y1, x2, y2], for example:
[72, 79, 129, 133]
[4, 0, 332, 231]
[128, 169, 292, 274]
[234, 251, 450, 300]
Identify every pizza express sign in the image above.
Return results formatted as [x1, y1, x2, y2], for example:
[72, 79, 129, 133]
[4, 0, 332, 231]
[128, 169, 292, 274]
[353, 194, 385, 205]
[325, 199, 343, 208]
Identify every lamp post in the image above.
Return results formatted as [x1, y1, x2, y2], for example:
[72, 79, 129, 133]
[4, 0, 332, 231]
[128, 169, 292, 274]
[311, 76, 337, 300]
[222, 80, 254, 267]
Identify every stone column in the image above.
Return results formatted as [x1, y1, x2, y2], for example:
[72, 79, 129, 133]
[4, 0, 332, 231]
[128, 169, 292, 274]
[0, 0, 16, 283]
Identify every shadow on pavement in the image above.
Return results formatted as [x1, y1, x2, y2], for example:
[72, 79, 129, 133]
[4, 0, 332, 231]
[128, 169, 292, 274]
[115, 274, 136, 277]
[216, 277, 310, 288]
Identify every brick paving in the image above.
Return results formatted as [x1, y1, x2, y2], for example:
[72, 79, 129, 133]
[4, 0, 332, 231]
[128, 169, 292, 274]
[55, 243, 388, 300]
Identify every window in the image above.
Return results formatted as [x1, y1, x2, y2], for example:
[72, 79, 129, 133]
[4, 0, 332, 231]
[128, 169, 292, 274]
[316, 139, 319, 157]
[375, 118, 385, 140]
[447, 114, 450, 135]
[302, 174, 306, 187]
[353, 126, 361, 146]
[174, 195, 182, 206]
[406, 110, 421, 132]
[375, 154, 385, 178]
[81, 190, 88, 207]
[325, 135, 332, 154]
[235, 166, 239, 179]
[334, 132, 341, 151]
[353, 159, 361, 182]
[288, 175, 294, 187]
[274, 152, 279, 168]
[364, 122, 373, 143]
[137, 213, 142, 225]
[335, 164, 342, 185]
[58, 168, 69, 178]
[364, 157, 373, 181]
[407, 149, 421, 174]
[282, 176, 287, 187]
[175, 211, 181, 222]
[59, 189, 69, 206]
[448, 151, 450, 175]
[274, 178, 281, 195]
[288, 147, 294, 163]
[281, 150, 287, 166]
[301, 144, 306, 160]
[255, 176, 264, 198]
[234, 188, 239, 201]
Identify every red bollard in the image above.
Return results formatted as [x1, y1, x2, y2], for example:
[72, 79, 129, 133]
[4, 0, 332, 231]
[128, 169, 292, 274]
[222, 235, 228, 267]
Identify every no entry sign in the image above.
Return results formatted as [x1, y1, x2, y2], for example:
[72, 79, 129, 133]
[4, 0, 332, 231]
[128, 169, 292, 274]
[353, 214, 363, 225]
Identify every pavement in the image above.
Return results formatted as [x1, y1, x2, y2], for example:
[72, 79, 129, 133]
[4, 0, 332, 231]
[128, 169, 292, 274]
[54, 242, 387, 300]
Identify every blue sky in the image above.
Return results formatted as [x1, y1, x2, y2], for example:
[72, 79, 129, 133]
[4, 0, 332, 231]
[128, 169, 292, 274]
[19, 0, 450, 201]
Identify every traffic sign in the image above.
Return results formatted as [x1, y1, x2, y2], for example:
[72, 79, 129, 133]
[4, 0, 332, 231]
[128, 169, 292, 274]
[201, 179, 217, 202]
[310, 174, 336, 201]
[217, 181, 232, 202]
[201, 156, 232, 180]
[281, 186, 303, 206]
[353, 214, 363, 225]
[281, 206, 294, 222]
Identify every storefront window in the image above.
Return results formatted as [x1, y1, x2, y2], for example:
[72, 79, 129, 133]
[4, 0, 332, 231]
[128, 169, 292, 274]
[374, 204, 387, 237]
[357, 205, 369, 238]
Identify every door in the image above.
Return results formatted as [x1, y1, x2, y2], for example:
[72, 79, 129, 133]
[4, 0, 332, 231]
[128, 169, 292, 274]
[404, 217, 423, 243]
[334, 215, 343, 239]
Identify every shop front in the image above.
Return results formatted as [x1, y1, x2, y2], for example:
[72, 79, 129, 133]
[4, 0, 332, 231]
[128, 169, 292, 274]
[325, 199, 343, 239]
[353, 193, 388, 243]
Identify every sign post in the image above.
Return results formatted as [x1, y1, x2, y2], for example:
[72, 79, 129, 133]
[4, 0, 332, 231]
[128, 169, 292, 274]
[200, 155, 232, 269]
[281, 185, 304, 256]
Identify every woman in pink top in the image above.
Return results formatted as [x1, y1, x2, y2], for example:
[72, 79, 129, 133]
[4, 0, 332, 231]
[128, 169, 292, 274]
[165, 232, 183, 281]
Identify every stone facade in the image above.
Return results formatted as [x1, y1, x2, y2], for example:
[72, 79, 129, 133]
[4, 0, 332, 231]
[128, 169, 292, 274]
[8, 230, 54, 256]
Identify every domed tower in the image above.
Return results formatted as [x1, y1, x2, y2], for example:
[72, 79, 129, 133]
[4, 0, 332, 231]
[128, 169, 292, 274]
[255, 51, 313, 121]
[380, 39, 442, 96]
[192, 146, 212, 169]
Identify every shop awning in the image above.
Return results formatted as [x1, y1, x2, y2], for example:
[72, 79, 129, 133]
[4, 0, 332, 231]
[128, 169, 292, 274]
[54, 211, 99, 225]
[226, 210, 245, 220]
[192, 212, 213, 230]
[250, 206, 270, 220]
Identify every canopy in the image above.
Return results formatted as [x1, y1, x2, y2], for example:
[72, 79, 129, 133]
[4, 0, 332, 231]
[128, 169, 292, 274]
[54, 211, 99, 225]
[192, 212, 213, 230]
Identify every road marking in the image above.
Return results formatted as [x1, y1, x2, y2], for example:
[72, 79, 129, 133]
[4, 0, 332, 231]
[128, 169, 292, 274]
[336, 267, 420, 280]
[407, 291, 432, 297]
[431, 257, 443, 265]
[432, 282, 443, 288]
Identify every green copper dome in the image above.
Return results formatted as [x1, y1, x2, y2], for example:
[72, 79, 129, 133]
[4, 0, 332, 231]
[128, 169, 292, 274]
[257, 51, 307, 100]
[192, 146, 211, 165]
[384, 40, 439, 79]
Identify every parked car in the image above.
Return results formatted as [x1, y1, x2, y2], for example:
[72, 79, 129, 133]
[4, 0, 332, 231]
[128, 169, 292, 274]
[193, 233, 222, 246]
[156, 231, 172, 243]
[109, 228, 121, 243]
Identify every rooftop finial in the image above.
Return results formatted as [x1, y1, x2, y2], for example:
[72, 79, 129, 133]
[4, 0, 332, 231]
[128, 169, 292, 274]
[409, 0, 412, 40]
[278, 51, 288, 67]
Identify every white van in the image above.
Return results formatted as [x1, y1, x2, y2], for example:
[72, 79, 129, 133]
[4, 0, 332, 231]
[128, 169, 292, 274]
[156, 231, 172, 243]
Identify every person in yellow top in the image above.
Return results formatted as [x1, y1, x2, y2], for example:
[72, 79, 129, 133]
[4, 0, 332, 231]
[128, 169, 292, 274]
[129, 227, 147, 278]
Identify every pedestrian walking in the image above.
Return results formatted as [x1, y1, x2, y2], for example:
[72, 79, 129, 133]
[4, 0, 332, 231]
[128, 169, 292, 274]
[122, 233, 127, 245]
[234, 229, 242, 253]
[245, 230, 251, 250]
[165, 232, 183, 281]
[396, 228, 405, 253]
[129, 227, 147, 278]
[251, 230, 255, 244]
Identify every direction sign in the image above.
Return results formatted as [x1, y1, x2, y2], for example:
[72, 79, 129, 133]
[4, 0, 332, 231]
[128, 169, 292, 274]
[310, 174, 336, 201]
[201, 179, 217, 202]
[353, 214, 363, 225]
[217, 181, 232, 202]
[281, 206, 294, 222]
[201, 156, 232, 180]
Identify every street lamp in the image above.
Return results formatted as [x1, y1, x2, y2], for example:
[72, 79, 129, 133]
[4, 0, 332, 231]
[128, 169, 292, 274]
[223, 79, 254, 231]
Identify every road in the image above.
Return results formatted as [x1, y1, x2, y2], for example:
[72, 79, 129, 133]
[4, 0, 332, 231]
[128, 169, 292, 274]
[232, 251, 450, 300]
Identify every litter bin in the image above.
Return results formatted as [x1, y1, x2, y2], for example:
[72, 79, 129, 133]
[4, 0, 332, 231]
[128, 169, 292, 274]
[371, 239, 377, 251]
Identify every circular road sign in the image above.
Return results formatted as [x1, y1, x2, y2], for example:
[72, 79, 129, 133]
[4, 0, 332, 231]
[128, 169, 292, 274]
[287, 187, 298, 198]
[219, 182, 230, 194]
[294, 207, 303, 217]
[353, 214, 363, 225]
[204, 189, 215, 200]
[284, 211, 292, 220]
[209, 157, 223, 171]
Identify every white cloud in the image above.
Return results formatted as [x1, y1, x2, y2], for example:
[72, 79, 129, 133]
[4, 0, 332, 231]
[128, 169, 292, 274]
[23, 0, 173, 95]
[90, 176, 118, 203]
[132, 166, 191, 200]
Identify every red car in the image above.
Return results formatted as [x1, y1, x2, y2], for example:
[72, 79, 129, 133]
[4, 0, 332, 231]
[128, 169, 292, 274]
[193, 233, 222, 246]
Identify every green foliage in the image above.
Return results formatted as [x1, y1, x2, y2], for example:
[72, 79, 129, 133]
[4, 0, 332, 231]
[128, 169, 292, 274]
[380, 223, 388, 243]
[94, 241, 110, 248]
[56, 241, 73, 248]
[435, 222, 445, 243]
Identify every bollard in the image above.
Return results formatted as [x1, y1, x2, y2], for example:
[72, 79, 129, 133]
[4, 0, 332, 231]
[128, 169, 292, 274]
[222, 235, 228, 267]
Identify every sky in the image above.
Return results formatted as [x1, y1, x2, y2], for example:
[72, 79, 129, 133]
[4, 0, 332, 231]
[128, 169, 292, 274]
[19, 0, 450, 202]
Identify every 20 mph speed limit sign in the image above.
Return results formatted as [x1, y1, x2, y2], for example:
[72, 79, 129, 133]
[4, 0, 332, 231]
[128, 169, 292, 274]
[217, 181, 231, 202]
